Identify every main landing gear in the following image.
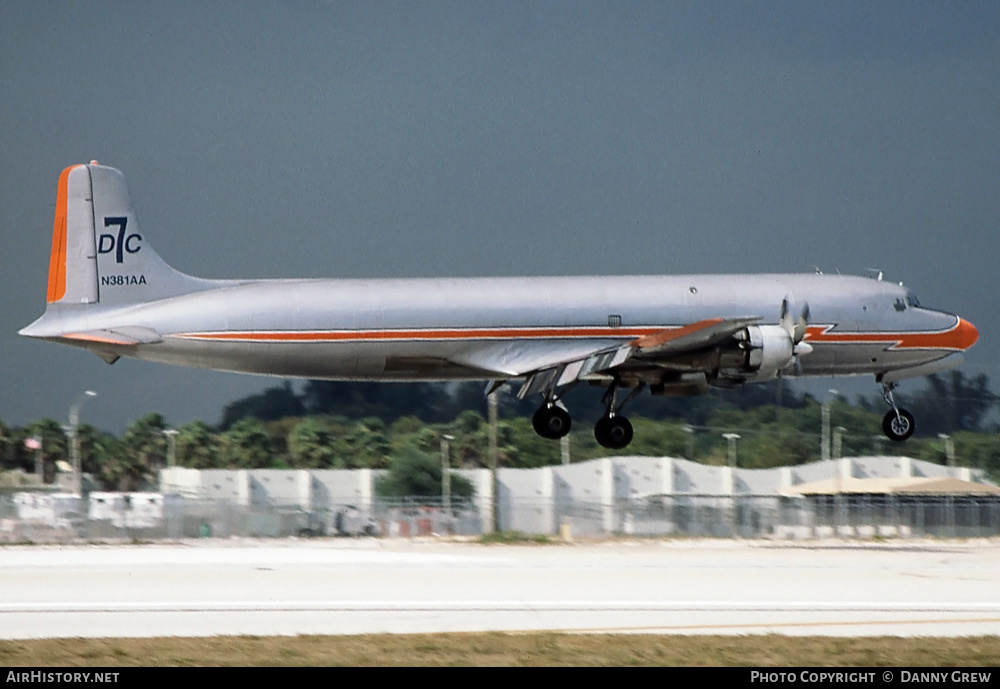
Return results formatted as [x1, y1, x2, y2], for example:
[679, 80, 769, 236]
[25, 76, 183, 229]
[594, 415, 633, 450]
[880, 381, 915, 442]
[593, 382, 644, 450]
[532, 403, 572, 439]
[531, 382, 642, 450]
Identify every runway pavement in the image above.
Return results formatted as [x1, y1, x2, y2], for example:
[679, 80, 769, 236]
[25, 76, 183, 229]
[1, 538, 999, 639]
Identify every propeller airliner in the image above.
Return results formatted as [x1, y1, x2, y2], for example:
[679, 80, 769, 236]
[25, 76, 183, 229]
[20, 163, 979, 448]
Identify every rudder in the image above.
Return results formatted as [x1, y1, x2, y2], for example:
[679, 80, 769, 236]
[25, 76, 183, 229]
[47, 164, 98, 304]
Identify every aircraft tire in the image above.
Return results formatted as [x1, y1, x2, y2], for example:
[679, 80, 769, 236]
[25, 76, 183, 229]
[882, 409, 915, 442]
[532, 405, 572, 439]
[594, 415, 634, 450]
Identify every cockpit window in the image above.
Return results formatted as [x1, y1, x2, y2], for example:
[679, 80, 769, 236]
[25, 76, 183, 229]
[893, 298, 906, 312]
[906, 292, 921, 308]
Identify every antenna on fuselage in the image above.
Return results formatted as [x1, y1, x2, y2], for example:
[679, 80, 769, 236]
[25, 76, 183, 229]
[867, 268, 884, 281]
[811, 266, 823, 275]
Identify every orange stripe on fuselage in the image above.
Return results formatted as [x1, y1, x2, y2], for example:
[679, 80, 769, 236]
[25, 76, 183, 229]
[175, 326, 665, 343]
[46, 166, 78, 303]
[63, 332, 134, 346]
[174, 319, 979, 352]
[805, 318, 979, 351]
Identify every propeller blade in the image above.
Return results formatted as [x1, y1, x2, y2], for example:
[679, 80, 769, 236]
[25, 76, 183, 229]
[779, 298, 794, 337]
[793, 303, 810, 344]
[779, 299, 812, 375]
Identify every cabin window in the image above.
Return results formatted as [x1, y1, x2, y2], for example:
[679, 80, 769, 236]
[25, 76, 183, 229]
[608, 314, 622, 328]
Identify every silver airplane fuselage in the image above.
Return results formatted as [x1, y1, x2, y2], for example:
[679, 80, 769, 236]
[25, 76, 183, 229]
[27, 273, 974, 384]
[20, 163, 979, 447]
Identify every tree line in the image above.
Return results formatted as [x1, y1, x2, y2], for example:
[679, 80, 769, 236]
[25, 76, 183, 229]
[1, 372, 997, 493]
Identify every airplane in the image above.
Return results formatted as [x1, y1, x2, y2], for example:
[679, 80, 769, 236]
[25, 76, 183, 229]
[20, 163, 979, 449]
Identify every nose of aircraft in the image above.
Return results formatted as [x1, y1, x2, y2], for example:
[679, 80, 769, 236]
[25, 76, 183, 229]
[955, 317, 979, 351]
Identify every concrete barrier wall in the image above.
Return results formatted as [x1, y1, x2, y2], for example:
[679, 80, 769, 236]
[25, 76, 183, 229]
[160, 456, 993, 532]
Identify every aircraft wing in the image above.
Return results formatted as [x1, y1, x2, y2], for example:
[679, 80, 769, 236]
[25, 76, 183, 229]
[448, 339, 634, 378]
[630, 317, 760, 357]
[514, 316, 759, 399]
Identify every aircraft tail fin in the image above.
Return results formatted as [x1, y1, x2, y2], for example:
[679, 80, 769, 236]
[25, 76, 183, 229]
[43, 162, 216, 308]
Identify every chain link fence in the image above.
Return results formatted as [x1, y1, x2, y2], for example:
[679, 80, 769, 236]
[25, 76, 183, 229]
[3, 490, 999, 543]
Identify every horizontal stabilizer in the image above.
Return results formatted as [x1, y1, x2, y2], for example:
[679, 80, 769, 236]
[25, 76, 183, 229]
[62, 326, 163, 346]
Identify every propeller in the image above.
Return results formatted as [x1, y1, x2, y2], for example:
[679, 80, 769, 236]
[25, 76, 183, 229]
[779, 298, 813, 374]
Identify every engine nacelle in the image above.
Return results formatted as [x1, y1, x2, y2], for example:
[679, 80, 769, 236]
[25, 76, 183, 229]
[738, 325, 795, 380]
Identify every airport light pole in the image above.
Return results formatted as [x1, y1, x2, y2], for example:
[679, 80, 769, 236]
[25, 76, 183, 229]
[69, 390, 97, 497]
[722, 433, 740, 468]
[24, 434, 43, 482]
[821, 389, 837, 462]
[441, 434, 454, 511]
[684, 425, 695, 461]
[487, 391, 499, 532]
[938, 433, 955, 468]
[163, 428, 179, 467]
[833, 426, 846, 460]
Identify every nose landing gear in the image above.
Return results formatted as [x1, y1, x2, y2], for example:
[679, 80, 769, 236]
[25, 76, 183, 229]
[880, 381, 915, 442]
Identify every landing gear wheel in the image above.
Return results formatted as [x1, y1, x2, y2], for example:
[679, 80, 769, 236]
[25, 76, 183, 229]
[882, 409, 915, 442]
[532, 405, 572, 439]
[594, 415, 634, 450]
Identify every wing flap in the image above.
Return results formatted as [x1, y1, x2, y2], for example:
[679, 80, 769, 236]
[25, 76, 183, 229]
[517, 344, 631, 399]
[516, 317, 759, 399]
[517, 365, 565, 399]
[448, 339, 625, 378]
[577, 345, 632, 378]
